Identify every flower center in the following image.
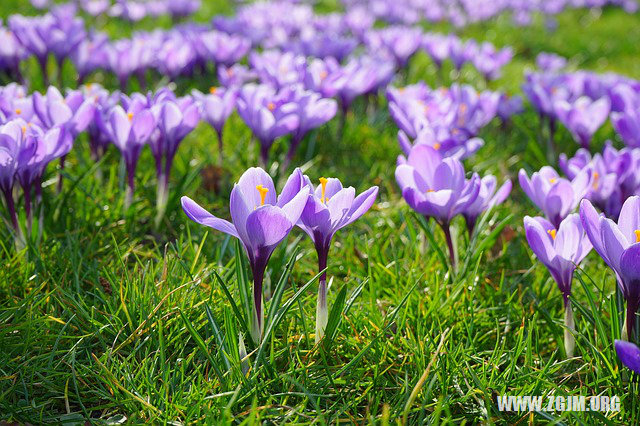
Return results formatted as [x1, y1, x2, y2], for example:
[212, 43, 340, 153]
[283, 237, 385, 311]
[15, 108, 21, 115]
[592, 172, 599, 190]
[267, 102, 276, 111]
[433, 143, 441, 150]
[319, 177, 329, 203]
[21, 126, 26, 135]
[547, 229, 557, 240]
[256, 185, 269, 206]
[319, 70, 328, 80]
[549, 178, 557, 184]
[426, 189, 435, 193]
[635, 230, 640, 243]
[209, 86, 218, 95]
[127, 112, 133, 121]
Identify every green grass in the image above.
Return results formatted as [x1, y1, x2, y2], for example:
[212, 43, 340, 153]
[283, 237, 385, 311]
[1, 2, 640, 423]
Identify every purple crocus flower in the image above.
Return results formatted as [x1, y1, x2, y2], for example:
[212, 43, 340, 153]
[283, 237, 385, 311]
[196, 31, 251, 67]
[612, 107, 640, 148]
[397, 129, 485, 161]
[71, 32, 110, 84]
[462, 175, 512, 235]
[365, 26, 423, 69]
[236, 84, 299, 167]
[519, 166, 591, 228]
[218, 64, 257, 88]
[249, 50, 307, 90]
[395, 144, 479, 267]
[297, 176, 378, 342]
[192, 87, 237, 165]
[182, 167, 309, 343]
[615, 340, 640, 373]
[8, 14, 55, 84]
[554, 96, 611, 149]
[284, 90, 337, 170]
[0, 120, 23, 237]
[536, 52, 567, 72]
[524, 214, 592, 356]
[105, 102, 155, 209]
[580, 196, 640, 338]
[149, 94, 200, 226]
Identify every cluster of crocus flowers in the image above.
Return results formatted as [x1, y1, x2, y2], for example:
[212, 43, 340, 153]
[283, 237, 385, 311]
[559, 142, 640, 219]
[182, 167, 378, 344]
[524, 214, 592, 356]
[182, 167, 310, 344]
[395, 144, 510, 268]
[519, 166, 591, 228]
[0, 118, 71, 248]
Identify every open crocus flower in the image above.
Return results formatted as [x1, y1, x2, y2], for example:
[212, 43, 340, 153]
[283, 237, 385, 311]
[236, 84, 299, 167]
[397, 128, 485, 162]
[395, 144, 479, 267]
[182, 167, 310, 344]
[615, 340, 640, 373]
[105, 103, 155, 209]
[297, 176, 378, 342]
[462, 175, 511, 235]
[519, 166, 591, 228]
[524, 214, 592, 357]
[554, 96, 611, 149]
[580, 196, 640, 338]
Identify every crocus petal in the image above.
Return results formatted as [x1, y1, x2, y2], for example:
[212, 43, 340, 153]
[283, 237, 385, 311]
[617, 196, 640, 245]
[342, 186, 378, 228]
[245, 205, 293, 249]
[181, 196, 239, 239]
[524, 215, 556, 265]
[615, 340, 640, 374]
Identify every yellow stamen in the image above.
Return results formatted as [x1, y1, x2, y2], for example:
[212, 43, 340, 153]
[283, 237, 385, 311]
[267, 102, 276, 111]
[256, 185, 268, 206]
[15, 108, 21, 115]
[548, 229, 557, 240]
[209, 86, 218, 95]
[433, 143, 441, 150]
[635, 230, 640, 243]
[426, 189, 435, 193]
[21, 126, 26, 134]
[319, 177, 329, 203]
[127, 112, 134, 121]
[549, 178, 557, 184]
[319, 70, 328, 80]
[592, 172, 600, 190]
[459, 104, 467, 114]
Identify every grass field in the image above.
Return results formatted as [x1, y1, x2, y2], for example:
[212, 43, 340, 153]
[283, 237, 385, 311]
[1, 1, 640, 424]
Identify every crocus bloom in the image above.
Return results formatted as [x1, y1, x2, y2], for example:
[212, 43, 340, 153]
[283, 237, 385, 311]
[580, 197, 640, 338]
[535, 52, 567, 72]
[192, 87, 237, 165]
[463, 175, 512, 234]
[182, 167, 309, 343]
[612, 107, 640, 148]
[297, 176, 378, 342]
[149, 95, 200, 226]
[285, 90, 337, 170]
[554, 96, 611, 149]
[519, 166, 591, 228]
[395, 145, 479, 267]
[105, 103, 155, 208]
[236, 84, 299, 167]
[524, 214, 592, 356]
[615, 340, 640, 373]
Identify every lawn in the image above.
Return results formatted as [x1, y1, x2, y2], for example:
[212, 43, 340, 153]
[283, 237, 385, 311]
[1, 1, 640, 424]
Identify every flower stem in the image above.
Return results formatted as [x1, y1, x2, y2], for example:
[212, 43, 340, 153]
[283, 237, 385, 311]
[438, 221, 456, 270]
[564, 300, 575, 358]
[216, 128, 224, 167]
[315, 244, 329, 344]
